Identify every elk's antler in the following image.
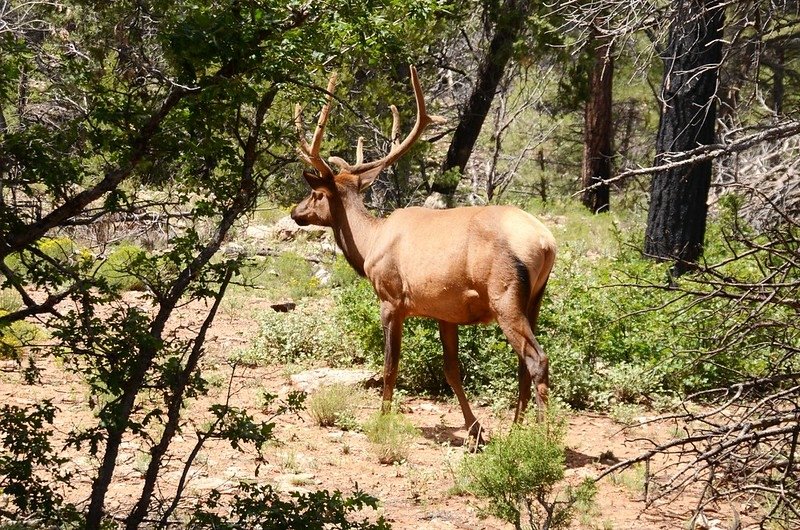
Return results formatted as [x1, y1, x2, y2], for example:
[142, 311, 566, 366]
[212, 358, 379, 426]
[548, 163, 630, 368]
[328, 65, 445, 177]
[296, 66, 444, 182]
[295, 72, 338, 179]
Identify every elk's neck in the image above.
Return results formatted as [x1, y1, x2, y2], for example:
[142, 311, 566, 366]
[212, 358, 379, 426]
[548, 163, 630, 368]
[331, 195, 382, 277]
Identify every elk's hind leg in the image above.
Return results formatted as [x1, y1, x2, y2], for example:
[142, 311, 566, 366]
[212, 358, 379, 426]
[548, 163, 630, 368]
[438, 321, 483, 440]
[496, 313, 549, 422]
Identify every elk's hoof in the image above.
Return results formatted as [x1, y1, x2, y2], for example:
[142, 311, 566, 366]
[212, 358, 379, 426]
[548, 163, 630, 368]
[467, 423, 488, 452]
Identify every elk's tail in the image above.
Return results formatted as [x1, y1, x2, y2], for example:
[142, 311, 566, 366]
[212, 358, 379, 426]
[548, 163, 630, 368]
[525, 246, 555, 334]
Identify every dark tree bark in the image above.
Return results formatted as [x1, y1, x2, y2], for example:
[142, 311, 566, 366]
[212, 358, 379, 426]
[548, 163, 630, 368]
[581, 25, 614, 213]
[644, 0, 725, 273]
[433, 0, 532, 199]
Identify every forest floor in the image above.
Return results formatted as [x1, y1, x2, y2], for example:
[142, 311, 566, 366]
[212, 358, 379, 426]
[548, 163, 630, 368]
[0, 272, 746, 530]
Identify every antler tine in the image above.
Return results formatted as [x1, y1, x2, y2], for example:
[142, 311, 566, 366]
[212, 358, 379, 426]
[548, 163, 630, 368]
[390, 105, 401, 147]
[309, 73, 338, 155]
[356, 137, 364, 165]
[332, 65, 444, 176]
[295, 72, 338, 178]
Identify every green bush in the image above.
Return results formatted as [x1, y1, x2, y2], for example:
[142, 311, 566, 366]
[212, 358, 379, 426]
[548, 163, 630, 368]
[459, 413, 595, 530]
[363, 410, 420, 464]
[329, 255, 360, 288]
[238, 252, 320, 300]
[95, 243, 148, 291]
[3, 237, 79, 285]
[0, 401, 79, 524]
[189, 482, 390, 530]
[0, 290, 43, 361]
[307, 384, 363, 428]
[241, 301, 362, 367]
[0, 315, 42, 361]
[537, 216, 794, 408]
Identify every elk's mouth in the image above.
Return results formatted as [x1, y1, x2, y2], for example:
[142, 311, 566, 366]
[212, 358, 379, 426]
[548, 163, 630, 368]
[290, 208, 309, 226]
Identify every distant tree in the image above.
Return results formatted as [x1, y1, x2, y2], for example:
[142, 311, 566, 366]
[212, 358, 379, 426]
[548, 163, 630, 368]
[580, 22, 614, 213]
[432, 0, 534, 204]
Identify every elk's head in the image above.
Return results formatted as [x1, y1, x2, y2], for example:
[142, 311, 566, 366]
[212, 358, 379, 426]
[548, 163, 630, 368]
[291, 65, 441, 227]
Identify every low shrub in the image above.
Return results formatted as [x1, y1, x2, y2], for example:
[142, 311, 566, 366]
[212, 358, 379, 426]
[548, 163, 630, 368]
[335, 280, 516, 399]
[362, 410, 419, 464]
[0, 290, 44, 361]
[238, 251, 320, 300]
[0, 315, 42, 361]
[459, 412, 595, 530]
[189, 482, 390, 530]
[4, 237, 79, 286]
[307, 383, 362, 428]
[241, 301, 362, 367]
[95, 243, 148, 291]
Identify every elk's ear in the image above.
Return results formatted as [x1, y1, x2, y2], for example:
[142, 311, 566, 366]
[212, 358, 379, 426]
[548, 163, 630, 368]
[303, 170, 322, 187]
[357, 166, 384, 192]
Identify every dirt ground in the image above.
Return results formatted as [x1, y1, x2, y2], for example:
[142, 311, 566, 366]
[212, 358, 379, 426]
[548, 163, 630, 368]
[0, 293, 742, 530]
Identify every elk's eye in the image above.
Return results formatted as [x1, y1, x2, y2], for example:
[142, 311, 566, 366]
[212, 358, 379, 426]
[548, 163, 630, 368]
[311, 191, 324, 201]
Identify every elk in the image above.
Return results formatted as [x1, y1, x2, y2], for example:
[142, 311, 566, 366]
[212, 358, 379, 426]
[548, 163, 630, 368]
[292, 66, 556, 439]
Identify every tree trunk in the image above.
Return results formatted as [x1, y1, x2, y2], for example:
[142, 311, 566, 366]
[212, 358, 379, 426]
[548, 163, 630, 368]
[581, 25, 614, 214]
[644, 0, 725, 273]
[433, 0, 532, 200]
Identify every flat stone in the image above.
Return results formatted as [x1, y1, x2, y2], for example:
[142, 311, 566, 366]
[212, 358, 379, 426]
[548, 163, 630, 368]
[290, 368, 381, 393]
[271, 216, 327, 241]
[245, 224, 272, 238]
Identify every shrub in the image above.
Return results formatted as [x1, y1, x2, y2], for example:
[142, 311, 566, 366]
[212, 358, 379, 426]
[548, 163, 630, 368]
[0, 291, 44, 361]
[459, 412, 595, 530]
[329, 255, 360, 288]
[238, 251, 321, 300]
[363, 411, 420, 464]
[95, 243, 148, 291]
[242, 301, 362, 367]
[0, 401, 79, 524]
[189, 483, 390, 530]
[307, 383, 362, 428]
[4, 237, 79, 285]
[0, 289, 22, 313]
[268, 252, 320, 299]
[0, 315, 42, 361]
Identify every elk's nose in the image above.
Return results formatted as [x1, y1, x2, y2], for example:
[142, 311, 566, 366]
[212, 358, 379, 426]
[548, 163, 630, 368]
[290, 205, 308, 226]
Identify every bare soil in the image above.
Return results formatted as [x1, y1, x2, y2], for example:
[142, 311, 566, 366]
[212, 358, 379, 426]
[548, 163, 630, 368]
[0, 293, 739, 529]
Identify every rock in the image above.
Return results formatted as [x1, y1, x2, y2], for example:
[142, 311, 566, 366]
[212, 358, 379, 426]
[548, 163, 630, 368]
[245, 224, 272, 239]
[320, 241, 338, 254]
[290, 368, 381, 393]
[222, 242, 245, 257]
[314, 266, 331, 285]
[271, 216, 327, 241]
[270, 302, 296, 312]
[423, 191, 448, 209]
[327, 430, 345, 440]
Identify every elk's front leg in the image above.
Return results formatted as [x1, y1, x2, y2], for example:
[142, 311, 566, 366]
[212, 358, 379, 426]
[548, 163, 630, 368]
[439, 321, 483, 440]
[380, 302, 403, 413]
